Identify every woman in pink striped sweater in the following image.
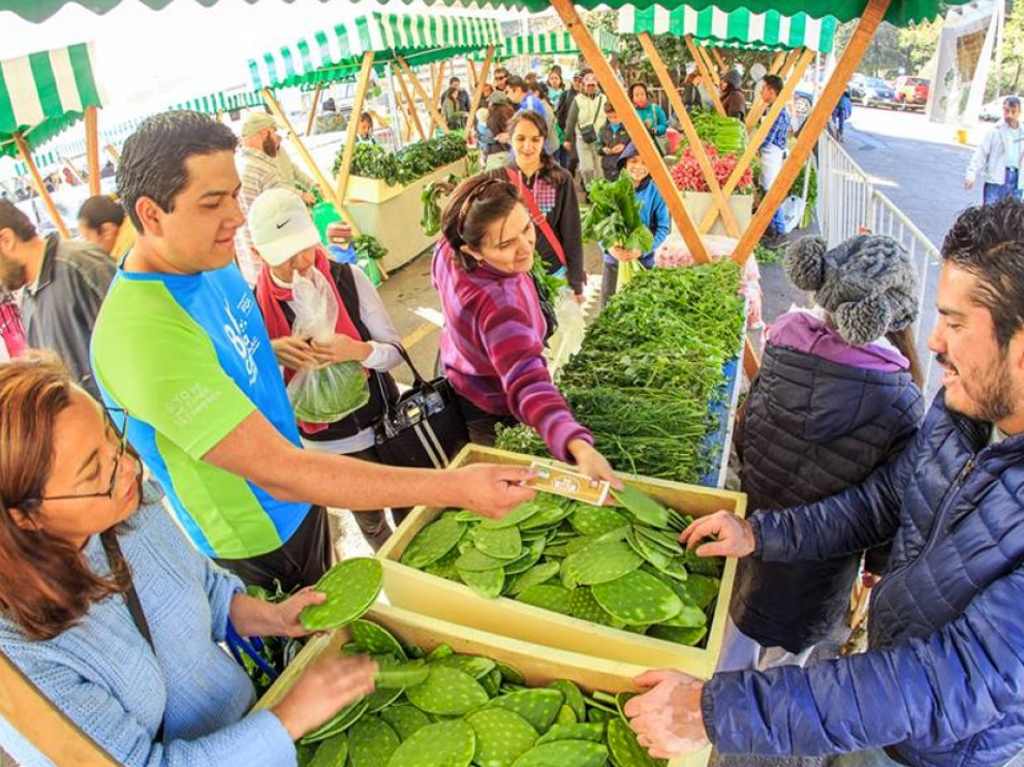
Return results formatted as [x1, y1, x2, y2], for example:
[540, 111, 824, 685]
[432, 175, 618, 484]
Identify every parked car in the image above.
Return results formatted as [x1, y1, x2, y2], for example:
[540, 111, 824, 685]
[979, 95, 1021, 122]
[849, 74, 897, 108]
[894, 76, 930, 109]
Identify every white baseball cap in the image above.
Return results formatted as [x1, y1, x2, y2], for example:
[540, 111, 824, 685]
[248, 188, 320, 267]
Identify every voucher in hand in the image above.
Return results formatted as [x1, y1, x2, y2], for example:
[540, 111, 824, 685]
[524, 461, 611, 506]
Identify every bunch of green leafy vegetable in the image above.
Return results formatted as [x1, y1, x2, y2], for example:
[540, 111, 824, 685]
[420, 175, 460, 236]
[530, 254, 566, 308]
[353, 234, 388, 262]
[496, 263, 745, 484]
[793, 160, 818, 228]
[581, 173, 654, 254]
[754, 244, 783, 264]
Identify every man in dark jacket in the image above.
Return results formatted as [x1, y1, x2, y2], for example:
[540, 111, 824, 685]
[627, 198, 1024, 767]
[0, 200, 114, 400]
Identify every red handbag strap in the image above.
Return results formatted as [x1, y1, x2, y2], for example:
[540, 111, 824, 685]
[505, 167, 566, 267]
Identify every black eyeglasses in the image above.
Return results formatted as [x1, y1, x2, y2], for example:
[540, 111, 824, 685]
[36, 408, 129, 503]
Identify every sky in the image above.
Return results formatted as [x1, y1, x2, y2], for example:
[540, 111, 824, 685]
[0, 0, 527, 120]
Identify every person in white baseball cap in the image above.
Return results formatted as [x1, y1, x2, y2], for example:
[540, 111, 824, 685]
[248, 188, 411, 550]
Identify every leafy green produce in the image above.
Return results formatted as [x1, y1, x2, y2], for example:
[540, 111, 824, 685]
[419, 174, 459, 236]
[289, 359, 370, 424]
[353, 234, 387, 262]
[293, 618, 667, 767]
[496, 263, 745, 484]
[299, 557, 383, 631]
[530, 253, 566, 308]
[395, 493, 723, 650]
[679, 111, 747, 155]
[581, 173, 654, 255]
[342, 131, 470, 187]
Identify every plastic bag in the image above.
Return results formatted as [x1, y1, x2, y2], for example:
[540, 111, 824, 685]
[778, 195, 806, 235]
[286, 269, 369, 424]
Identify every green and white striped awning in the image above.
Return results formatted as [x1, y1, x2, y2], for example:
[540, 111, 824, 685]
[477, 29, 620, 60]
[0, 42, 106, 160]
[618, 6, 839, 53]
[45, 116, 145, 158]
[14, 150, 59, 175]
[172, 90, 265, 115]
[249, 11, 504, 91]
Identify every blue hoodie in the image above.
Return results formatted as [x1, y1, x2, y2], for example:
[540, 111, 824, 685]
[635, 102, 668, 137]
[601, 174, 670, 268]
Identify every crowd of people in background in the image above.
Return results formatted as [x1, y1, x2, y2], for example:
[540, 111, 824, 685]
[2, 55, 1024, 767]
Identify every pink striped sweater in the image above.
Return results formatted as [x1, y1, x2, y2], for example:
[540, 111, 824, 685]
[432, 241, 592, 463]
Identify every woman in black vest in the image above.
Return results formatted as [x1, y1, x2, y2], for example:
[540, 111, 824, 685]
[248, 189, 408, 551]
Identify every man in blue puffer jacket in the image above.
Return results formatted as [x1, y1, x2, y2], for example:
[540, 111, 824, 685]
[625, 198, 1024, 767]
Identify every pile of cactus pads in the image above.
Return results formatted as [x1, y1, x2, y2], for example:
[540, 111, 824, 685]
[398, 487, 723, 648]
[290, 557, 667, 767]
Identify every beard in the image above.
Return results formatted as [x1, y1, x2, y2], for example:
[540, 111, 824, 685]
[0, 256, 27, 291]
[939, 352, 1016, 423]
[262, 134, 279, 157]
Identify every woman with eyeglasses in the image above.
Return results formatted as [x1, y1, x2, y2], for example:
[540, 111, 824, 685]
[432, 176, 619, 486]
[0, 354, 377, 766]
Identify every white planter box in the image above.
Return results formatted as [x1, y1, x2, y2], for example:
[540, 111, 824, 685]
[682, 191, 754, 238]
[344, 158, 468, 272]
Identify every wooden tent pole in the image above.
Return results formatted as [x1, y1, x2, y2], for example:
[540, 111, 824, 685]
[710, 48, 727, 73]
[15, 134, 69, 239]
[396, 57, 448, 135]
[467, 58, 479, 91]
[336, 51, 376, 206]
[732, 0, 893, 265]
[432, 61, 447, 107]
[685, 36, 726, 117]
[104, 144, 120, 164]
[0, 650, 120, 766]
[640, 33, 741, 237]
[305, 84, 323, 137]
[698, 44, 721, 86]
[745, 50, 790, 131]
[393, 65, 426, 141]
[259, 88, 361, 236]
[85, 106, 101, 196]
[552, 0, 711, 264]
[466, 46, 496, 144]
[702, 48, 815, 232]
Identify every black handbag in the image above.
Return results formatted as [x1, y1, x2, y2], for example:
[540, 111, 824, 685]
[373, 343, 469, 469]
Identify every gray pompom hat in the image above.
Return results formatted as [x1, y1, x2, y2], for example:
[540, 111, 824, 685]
[783, 234, 919, 346]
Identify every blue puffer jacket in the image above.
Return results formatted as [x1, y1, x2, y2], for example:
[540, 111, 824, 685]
[705, 393, 1024, 767]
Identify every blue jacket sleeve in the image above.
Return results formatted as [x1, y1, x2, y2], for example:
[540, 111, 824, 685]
[705, 563, 1024, 756]
[655, 105, 668, 136]
[646, 190, 671, 260]
[752, 426, 920, 563]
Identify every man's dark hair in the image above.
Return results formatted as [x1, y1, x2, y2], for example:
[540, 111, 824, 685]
[941, 198, 1024, 350]
[117, 110, 238, 231]
[450, 77, 460, 86]
[77, 195, 124, 230]
[506, 75, 527, 92]
[1005, 95, 1021, 110]
[494, 66, 509, 78]
[763, 75, 784, 95]
[527, 81, 549, 100]
[0, 200, 37, 242]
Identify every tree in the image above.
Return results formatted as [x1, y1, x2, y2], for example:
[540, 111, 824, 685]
[1001, 0, 1023, 93]
[898, 18, 943, 74]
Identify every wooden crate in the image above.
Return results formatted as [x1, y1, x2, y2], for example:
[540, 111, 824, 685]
[377, 445, 747, 680]
[255, 603, 712, 767]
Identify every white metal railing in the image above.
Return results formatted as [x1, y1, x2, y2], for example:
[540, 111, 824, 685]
[815, 130, 943, 394]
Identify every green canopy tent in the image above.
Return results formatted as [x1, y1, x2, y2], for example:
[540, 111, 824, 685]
[245, 10, 504, 223]
[471, 28, 621, 59]
[171, 89, 265, 116]
[0, 41, 106, 235]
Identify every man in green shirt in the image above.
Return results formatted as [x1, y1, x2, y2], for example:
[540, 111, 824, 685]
[91, 110, 535, 590]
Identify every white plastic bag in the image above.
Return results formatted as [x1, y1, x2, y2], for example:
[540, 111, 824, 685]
[778, 195, 806, 235]
[286, 269, 369, 424]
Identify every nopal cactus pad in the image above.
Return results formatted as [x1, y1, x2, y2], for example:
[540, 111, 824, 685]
[385, 720, 476, 767]
[466, 708, 539, 767]
[299, 558, 383, 631]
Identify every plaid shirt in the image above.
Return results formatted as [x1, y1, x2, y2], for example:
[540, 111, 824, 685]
[234, 147, 294, 285]
[762, 107, 792, 152]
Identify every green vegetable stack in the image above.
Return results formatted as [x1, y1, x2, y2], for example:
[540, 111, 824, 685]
[340, 132, 469, 188]
[419, 175, 460, 237]
[680, 112, 747, 156]
[298, 617, 668, 767]
[397, 489, 723, 650]
[497, 263, 745, 484]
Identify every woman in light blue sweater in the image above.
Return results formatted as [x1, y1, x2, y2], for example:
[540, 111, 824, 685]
[0, 354, 377, 767]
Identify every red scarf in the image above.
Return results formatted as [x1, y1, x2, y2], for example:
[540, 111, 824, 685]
[255, 248, 365, 433]
[256, 246, 363, 378]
